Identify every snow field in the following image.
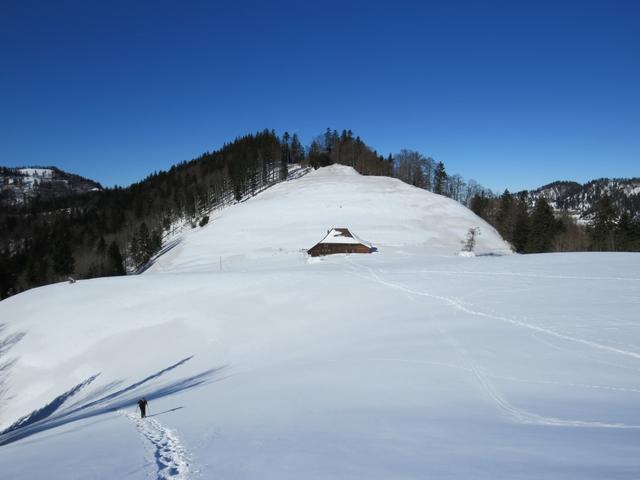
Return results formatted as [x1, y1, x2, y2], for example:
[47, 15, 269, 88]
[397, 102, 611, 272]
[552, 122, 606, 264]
[0, 166, 639, 478]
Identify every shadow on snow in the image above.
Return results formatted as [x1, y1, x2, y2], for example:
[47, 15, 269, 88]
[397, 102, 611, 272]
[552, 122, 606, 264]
[0, 325, 26, 412]
[146, 406, 184, 418]
[0, 356, 226, 447]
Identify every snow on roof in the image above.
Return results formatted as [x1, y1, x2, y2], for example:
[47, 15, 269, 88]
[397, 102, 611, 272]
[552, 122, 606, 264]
[317, 228, 372, 246]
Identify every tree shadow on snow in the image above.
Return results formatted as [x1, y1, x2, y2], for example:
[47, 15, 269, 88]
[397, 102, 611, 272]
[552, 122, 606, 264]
[135, 237, 182, 274]
[0, 325, 26, 414]
[0, 356, 227, 447]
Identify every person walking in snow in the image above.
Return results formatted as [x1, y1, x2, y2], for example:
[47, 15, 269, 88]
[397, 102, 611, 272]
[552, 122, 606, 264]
[137, 398, 148, 418]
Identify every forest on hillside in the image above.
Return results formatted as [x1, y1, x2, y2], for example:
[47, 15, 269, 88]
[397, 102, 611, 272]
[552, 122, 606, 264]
[1, 128, 639, 299]
[470, 190, 640, 253]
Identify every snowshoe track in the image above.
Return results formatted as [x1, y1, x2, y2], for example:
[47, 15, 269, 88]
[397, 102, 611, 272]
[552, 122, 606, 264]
[347, 258, 640, 361]
[442, 331, 640, 429]
[121, 411, 190, 479]
[347, 259, 640, 429]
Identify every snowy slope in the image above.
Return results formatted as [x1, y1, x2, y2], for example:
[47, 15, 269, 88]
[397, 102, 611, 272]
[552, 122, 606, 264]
[149, 165, 511, 274]
[1, 166, 639, 479]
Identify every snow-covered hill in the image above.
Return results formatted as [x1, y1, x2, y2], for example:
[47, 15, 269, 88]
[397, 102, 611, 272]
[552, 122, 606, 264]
[0, 166, 101, 206]
[1, 166, 639, 479]
[150, 165, 511, 274]
[526, 177, 640, 220]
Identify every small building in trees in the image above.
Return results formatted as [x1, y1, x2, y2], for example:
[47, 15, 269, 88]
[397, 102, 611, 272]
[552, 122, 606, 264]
[307, 228, 376, 257]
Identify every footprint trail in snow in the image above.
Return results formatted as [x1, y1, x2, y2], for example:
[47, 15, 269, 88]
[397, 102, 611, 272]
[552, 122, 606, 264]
[347, 259, 640, 429]
[121, 411, 190, 479]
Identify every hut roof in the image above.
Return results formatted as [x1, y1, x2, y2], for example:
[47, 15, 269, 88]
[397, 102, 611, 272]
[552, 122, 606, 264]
[317, 228, 372, 246]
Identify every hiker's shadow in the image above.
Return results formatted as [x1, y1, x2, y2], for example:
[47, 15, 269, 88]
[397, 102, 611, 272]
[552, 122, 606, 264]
[146, 407, 184, 418]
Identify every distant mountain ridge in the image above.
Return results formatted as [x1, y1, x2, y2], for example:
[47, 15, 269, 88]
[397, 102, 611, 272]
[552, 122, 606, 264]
[0, 166, 102, 207]
[525, 177, 640, 220]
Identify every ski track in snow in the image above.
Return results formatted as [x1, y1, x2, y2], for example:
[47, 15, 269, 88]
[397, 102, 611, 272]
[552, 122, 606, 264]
[347, 258, 640, 429]
[528, 330, 640, 376]
[440, 329, 640, 429]
[347, 259, 640, 361]
[417, 269, 640, 282]
[121, 411, 190, 479]
[363, 356, 640, 395]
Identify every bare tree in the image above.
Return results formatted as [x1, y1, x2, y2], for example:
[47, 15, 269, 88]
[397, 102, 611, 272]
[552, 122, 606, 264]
[394, 150, 432, 189]
[460, 227, 481, 255]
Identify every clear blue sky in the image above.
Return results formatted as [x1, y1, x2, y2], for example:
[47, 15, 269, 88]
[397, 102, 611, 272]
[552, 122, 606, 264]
[1, 0, 638, 192]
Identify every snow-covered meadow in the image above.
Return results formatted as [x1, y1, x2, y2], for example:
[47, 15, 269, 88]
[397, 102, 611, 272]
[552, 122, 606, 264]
[1, 166, 639, 479]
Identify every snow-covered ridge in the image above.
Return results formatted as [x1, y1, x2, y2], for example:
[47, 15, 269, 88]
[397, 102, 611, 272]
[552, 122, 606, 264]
[17, 167, 54, 179]
[0, 166, 102, 206]
[526, 177, 640, 219]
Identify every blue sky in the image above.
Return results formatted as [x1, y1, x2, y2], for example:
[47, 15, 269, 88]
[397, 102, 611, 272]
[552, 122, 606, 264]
[1, 0, 638, 192]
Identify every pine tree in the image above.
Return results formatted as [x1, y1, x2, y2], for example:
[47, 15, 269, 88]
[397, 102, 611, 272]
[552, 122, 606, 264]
[512, 193, 530, 253]
[614, 212, 640, 251]
[26, 255, 50, 286]
[138, 222, 151, 260]
[52, 235, 75, 277]
[96, 236, 106, 256]
[527, 198, 561, 253]
[324, 128, 333, 152]
[590, 194, 618, 251]
[150, 228, 162, 257]
[434, 162, 447, 195]
[290, 134, 304, 164]
[496, 190, 514, 241]
[470, 193, 490, 219]
[106, 241, 125, 275]
[280, 132, 290, 180]
[308, 141, 331, 169]
[128, 232, 141, 267]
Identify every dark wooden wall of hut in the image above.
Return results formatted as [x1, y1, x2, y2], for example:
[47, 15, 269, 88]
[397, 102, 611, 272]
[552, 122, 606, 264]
[307, 243, 372, 257]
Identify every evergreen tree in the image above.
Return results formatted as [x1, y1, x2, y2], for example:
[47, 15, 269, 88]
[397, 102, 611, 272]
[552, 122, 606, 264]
[614, 212, 640, 251]
[433, 162, 447, 195]
[527, 198, 561, 253]
[96, 236, 106, 256]
[512, 193, 530, 253]
[129, 223, 162, 268]
[308, 140, 331, 169]
[0, 254, 18, 298]
[128, 232, 141, 267]
[290, 134, 304, 163]
[470, 193, 490, 219]
[496, 190, 514, 242]
[324, 128, 333, 152]
[106, 241, 126, 275]
[25, 255, 48, 286]
[138, 222, 151, 260]
[590, 194, 618, 251]
[150, 228, 162, 257]
[279, 132, 290, 180]
[52, 235, 75, 277]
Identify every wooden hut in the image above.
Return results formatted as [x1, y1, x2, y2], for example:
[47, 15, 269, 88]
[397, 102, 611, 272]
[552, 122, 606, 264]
[307, 228, 375, 257]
